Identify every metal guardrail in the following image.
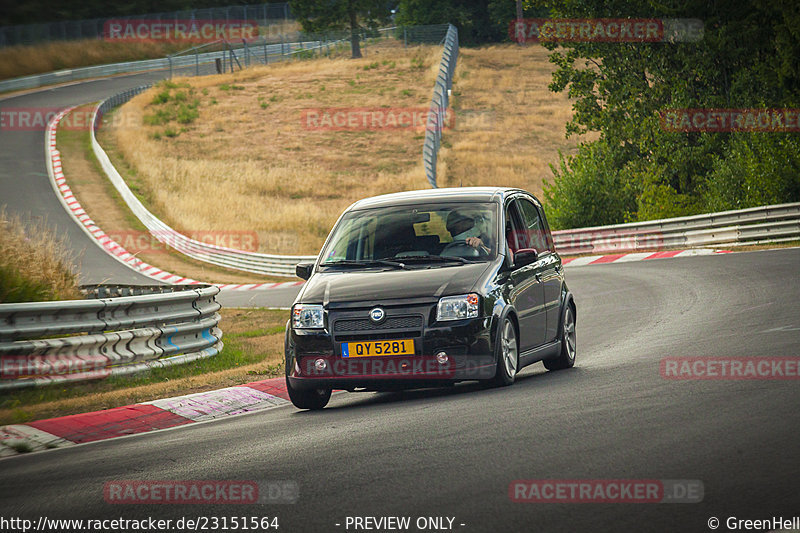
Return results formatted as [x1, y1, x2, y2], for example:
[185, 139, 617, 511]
[0, 285, 222, 390]
[422, 23, 458, 188]
[552, 203, 800, 254]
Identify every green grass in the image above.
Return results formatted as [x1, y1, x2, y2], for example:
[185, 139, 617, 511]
[237, 325, 287, 338]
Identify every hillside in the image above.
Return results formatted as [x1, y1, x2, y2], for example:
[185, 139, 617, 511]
[103, 41, 581, 255]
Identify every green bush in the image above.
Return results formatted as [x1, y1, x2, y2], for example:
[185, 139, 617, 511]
[625, 158, 705, 221]
[543, 141, 637, 229]
[703, 134, 800, 211]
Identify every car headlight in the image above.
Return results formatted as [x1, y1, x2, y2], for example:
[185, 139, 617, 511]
[437, 293, 480, 321]
[292, 304, 325, 329]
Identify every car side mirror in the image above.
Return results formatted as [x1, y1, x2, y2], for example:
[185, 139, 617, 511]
[296, 262, 314, 280]
[513, 248, 538, 269]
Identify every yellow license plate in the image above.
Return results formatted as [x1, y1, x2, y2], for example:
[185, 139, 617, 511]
[342, 339, 415, 358]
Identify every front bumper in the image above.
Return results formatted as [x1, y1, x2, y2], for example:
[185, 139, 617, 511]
[286, 313, 497, 391]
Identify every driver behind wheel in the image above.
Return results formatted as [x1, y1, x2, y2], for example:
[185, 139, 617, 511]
[446, 209, 492, 253]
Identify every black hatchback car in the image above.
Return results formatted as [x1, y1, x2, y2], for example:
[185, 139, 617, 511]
[285, 187, 576, 409]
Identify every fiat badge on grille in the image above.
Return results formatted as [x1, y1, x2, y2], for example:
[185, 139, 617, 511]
[369, 307, 385, 323]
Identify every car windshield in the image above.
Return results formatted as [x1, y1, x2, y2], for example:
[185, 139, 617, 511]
[320, 202, 499, 266]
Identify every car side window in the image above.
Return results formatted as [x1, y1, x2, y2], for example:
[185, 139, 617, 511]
[537, 204, 556, 252]
[504, 201, 525, 255]
[515, 198, 550, 253]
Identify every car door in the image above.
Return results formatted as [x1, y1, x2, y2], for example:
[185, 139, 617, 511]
[516, 196, 563, 343]
[505, 198, 546, 352]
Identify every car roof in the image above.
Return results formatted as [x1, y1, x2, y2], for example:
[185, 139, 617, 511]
[348, 187, 530, 211]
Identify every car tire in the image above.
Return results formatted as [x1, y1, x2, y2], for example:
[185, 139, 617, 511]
[286, 377, 331, 410]
[490, 317, 518, 387]
[544, 303, 576, 371]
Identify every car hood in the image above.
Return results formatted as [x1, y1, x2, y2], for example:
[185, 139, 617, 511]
[298, 262, 493, 304]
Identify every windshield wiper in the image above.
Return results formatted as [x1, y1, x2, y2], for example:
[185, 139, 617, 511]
[388, 255, 469, 264]
[320, 259, 409, 270]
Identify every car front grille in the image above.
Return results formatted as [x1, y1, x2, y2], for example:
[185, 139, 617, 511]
[333, 315, 423, 333]
[330, 312, 425, 351]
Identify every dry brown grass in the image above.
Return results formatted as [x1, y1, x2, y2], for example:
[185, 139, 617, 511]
[108, 42, 583, 255]
[438, 44, 590, 197]
[0, 208, 82, 303]
[0, 21, 300, 82]
[110, 40, 439, 254]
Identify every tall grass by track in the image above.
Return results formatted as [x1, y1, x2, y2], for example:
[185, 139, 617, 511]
[0, 208, 81, 303]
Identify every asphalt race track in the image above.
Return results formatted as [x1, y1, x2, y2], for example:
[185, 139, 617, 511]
[2, 248, 798, 532]
[0, 71, 180, 286]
